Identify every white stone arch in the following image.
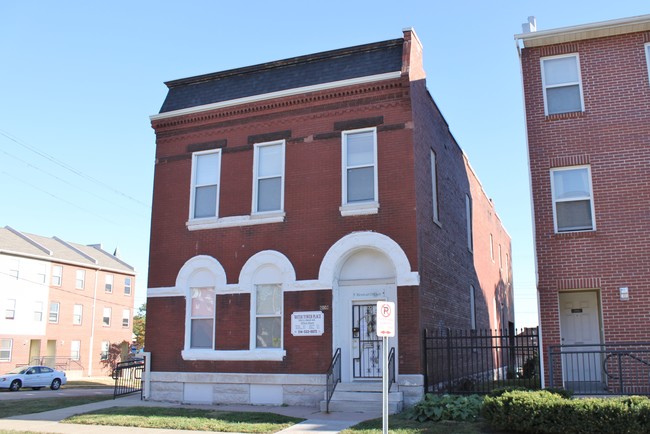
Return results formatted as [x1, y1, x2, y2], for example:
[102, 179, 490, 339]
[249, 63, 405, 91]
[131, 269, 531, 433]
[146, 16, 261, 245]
[318, 231, 418, 287]
[176, 255, 227, 290]
[238, 250, 296, 289]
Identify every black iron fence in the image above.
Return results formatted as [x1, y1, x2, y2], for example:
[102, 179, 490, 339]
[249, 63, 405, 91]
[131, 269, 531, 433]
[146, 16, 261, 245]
[424, 327, 539, 394]
[24, 357, 83, 372]
[548, 342, 650, 396]
[112, 357, 144, 399]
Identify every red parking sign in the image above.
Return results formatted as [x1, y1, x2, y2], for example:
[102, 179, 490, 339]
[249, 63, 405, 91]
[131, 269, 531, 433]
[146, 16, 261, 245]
[376, 301, 395, 337]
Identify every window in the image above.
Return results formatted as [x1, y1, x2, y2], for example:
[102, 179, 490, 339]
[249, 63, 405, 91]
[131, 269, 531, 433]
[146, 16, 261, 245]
[9, 259, 19, 279]
[255, 284, 282, 349]
[36, 263, 46, 284]
[465, 194, 473, 252]
[105, 275, 113, 293]
[190, 287, 215, 349]
[342, 128, 378, 209]
[100, 341, 109, 361]
[489, 234, 494, 261]
[646, 43, 650, 84]
[75, 270, 85, 289]
[253, 141, 285, 213]
[498, 244, 502, 269]
[73, 304, 83, 325]
[550, 166, 595, 232]
[124, 277, 132, 295]
[541, 54, 583, 115]
[102, 307, 111, 326]
[5, 299, 16, 320]
[505, 253, 510, 283]
[33, 301, 43, 322]
[52, 265, 62, 286]
[190, 150, 221, 220]
[71, 340, 80, 361]
[0, 339, 12, 362]
[122, 309, 130, 328]
[49, 302, 60, 323]
[431, 150, 439, 223]
[470, 285, 476, 330]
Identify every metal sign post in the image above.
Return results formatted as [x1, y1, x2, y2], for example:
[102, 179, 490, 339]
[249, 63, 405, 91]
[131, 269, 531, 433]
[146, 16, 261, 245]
[377, 301, 395, 434]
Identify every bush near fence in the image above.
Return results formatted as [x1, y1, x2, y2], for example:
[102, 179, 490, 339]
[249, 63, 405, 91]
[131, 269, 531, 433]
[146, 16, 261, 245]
[482, 390, 650, 434]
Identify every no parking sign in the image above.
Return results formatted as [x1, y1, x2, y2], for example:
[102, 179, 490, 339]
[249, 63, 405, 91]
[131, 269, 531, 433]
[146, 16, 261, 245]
[376, 301, 395, 337]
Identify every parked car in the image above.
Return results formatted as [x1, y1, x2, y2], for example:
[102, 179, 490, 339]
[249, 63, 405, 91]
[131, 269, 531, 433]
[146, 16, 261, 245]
[0, 366, 67, 391]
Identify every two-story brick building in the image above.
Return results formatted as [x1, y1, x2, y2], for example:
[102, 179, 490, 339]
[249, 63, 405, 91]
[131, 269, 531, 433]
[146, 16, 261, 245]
[516, 15, 650, 394]
[0, 226, 136, 377]
[146, 28, 513, 409]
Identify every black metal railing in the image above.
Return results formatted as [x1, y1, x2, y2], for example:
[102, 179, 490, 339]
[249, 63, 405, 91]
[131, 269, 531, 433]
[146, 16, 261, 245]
[548, 342, 650, 396]
[424, 327, 539, 395]
[112, 357, 144, 399]
[388, 347, 396, 391]
[24, 357, 84, 372]
[325, 348, 341, 413]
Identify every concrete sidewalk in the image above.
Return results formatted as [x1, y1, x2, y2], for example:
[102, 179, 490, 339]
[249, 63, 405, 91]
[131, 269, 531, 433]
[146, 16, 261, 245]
[0, 394, 381, 433]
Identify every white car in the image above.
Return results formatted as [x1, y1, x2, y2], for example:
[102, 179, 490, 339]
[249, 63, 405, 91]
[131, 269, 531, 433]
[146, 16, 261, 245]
[0, 366, 67, 391]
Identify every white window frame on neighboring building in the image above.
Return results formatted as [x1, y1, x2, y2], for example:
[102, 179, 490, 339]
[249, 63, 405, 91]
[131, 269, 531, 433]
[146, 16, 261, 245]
[49, 302, 60, 323]
[102, 307, 111, 327]
[253, 284, 283, 349]
[75, 270, 85, 289]
[33, 301, 43, 322]
[122, 309, 130, 328]
[489, 234, 494, 261]
[36, 263, 46, 284]
[0, 339, 12, 362]
[252, 140, 285, 215]
[71, 340, 80, 361]
[105, 274, 113, 293]
[340, 127, 379, 216]
[431, 149, 440, 224]
[5, 299, 16, 320]
[189, 149, 221, 221]
[465, 194, 473, 252]
[541, 53, 584, 116]
[52, 265, 62, 286]
[189, 287, 216, 349]
[9, 259, 19, 280]
[470, 285, 476, 330]
[100, 341, 109, 361]
[645, 43, 650, 84]
[124, 277, 132, 295]
[73, 304, 83, 325]
[550, 165, 596, 233]
[498, 244, 502, 269]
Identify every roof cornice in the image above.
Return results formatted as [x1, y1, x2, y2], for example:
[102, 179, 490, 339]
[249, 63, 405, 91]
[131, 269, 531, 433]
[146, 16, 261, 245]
[515, 14, 650, 47]
[53, 236, 98, 264]
[0, 250, 136, 276]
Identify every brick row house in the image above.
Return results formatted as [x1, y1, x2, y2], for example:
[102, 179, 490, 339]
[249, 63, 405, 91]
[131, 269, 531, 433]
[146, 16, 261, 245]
[516, 15, 650, 393]
[146, 28, 513, 409]
[0, 226, 136, 377]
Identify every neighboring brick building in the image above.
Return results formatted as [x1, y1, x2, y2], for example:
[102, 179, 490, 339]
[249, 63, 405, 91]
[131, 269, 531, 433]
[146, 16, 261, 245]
[147, 28, 513, 409]
[516, 15, 650, 393]
[0, 226, 136, 377]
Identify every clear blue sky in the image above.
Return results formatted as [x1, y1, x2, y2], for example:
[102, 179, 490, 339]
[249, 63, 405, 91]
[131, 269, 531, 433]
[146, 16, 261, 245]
[1, 1, 647, 327]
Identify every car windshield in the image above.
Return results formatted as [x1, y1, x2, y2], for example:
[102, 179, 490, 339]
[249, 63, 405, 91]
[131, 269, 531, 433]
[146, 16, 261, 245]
[6, 367, 29, 374]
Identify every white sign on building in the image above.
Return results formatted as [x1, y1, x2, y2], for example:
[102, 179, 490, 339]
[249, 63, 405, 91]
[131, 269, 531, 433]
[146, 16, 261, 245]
[291, 311, 324, 336]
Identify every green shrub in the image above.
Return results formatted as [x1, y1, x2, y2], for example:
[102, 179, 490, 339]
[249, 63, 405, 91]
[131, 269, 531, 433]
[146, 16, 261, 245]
[543, 387, 573, 399]
[482, 390, 650, 433]
[407, 394, 483, 422]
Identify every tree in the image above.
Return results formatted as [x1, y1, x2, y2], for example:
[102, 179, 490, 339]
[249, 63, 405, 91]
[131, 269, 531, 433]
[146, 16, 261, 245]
[133, 303, 146, 349]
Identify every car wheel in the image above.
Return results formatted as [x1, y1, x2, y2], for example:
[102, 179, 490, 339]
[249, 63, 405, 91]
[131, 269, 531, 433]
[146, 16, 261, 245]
[32, 387, 43, 390]
[9, 380, 21, 391]
[50, 379, 61, 390]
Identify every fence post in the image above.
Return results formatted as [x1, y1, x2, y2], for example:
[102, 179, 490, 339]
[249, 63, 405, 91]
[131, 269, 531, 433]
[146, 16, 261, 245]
[548, 346, 554, 389]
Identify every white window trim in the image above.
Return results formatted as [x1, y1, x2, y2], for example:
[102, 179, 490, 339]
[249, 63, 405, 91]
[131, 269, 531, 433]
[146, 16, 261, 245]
[71, 340, 81, 361]
[465, 194, 473, 252]
[5, 299, 16, 320]
[102, 307, 111, 327]
[52, 265, 62, 287]
[0, 338, 12, 362]
[105, 274, 113, 293]
[550, 165, 596, 233]
[645, 43, 650, 85]
[470, 285, 476, 330]
[49, 302, 60, 324]
[187, 212, 286, 231]
[187, 287, 216, 350]
[122, 309, 130, 328]
[341, 127, 379, 216]
[431, 149, 440, 224]
[188, 149, 222, 222]
[251, 284, 284, 351]
[73, 304, 83, 325]
[489, 234, 494, 261]
[124, 277, 132, 295]
[75, 270, 85, 290]
[252, 140, 285, 215]
[540, 53, 585, 116]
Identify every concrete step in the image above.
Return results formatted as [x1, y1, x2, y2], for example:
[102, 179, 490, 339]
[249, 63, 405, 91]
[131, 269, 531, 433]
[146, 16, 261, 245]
[320, 398, 403, 414]
[320, 382, 404, 414]
[333, 390, 403, 402]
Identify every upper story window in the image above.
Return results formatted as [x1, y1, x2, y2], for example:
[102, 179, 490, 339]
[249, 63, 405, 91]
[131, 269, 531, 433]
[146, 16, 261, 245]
[100, 341, 109, 361]
[541, 54, 584, 115]
[190, 150, 221, 220]
[465, 194, 473, 252]
[52, 265, 62, 286]
[253, 141, 285, 214]
[550, 166, 595, 233]
[105, 275, 113, 293]
[646, 43, 650, 84]
[8, 259, 19, 280]
[73, 304, 83, 325]
[70, 340, 80, 361]
[124, 277, 132, 295]
[49, 302, 60, 323]
[341, 128, 378, 215]
[5, 299, 16, 320]
[470, 285, 476, 330]
[190, 287, 215, 349]
[102, 307, 112, 326]
[33, 301, 43, 322]
[489, 234, 494, 261]
[431, 149, 439, 223]
[36, 263, 46, 284]
[122, 309, 130, 328]
[75, 270, 85, 290]
[255, 284, 282, 349]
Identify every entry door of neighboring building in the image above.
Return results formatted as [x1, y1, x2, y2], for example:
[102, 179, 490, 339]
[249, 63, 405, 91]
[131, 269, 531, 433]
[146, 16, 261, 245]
[559, 291, 603, 389]
[29, 339, 41, 365]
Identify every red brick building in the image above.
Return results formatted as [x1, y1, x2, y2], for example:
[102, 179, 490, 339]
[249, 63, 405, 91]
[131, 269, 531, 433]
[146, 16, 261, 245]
[147, 29, 512, 409]
[516, 15, 650, 393]
[0, 226, 136, 377]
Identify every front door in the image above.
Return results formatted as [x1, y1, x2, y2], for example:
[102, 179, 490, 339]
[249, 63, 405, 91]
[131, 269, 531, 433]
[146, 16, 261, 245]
[352, 303, 382, 378]
[559, 291, 603, 391]
[29, 339, 41, 365]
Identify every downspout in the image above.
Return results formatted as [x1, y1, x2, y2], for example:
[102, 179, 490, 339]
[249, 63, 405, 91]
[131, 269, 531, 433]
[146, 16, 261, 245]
[514, 35, 544, 388]
[88, 269, 99, 376]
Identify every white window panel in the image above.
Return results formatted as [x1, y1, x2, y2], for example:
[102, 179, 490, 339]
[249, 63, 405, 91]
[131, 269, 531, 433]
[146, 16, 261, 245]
[253, 141, 285, 213]
[76, 270, 85, 289]
[646, 43, 650, 84]
[342, 128, 378, 208]
[190, 150, 221, 220]
[5, 299, 16, 320]
[122, 309, 130, 328]
[470, 285, 476, 330]
[100, 341, 109, 361]
[550, 166, 595, 233]
[102, 307, 112, 326]
[71, 340, 80, 361]
[541, 54, 584, 115]
[52, 265, 62, 286]
[9, 259, 19, 280]
[73, 304, 83, 325]
[49, 302, 60, 323]
[190, 287, 215, 349]
[124, 277, 132, 295]
[465, 194, 473, 252]
[255, 284, 282, 349]
[431, 150, 439, 223]
[105, 275, 113, 293]
[33, 301, 43, 322]
[0, 339, 12, 362]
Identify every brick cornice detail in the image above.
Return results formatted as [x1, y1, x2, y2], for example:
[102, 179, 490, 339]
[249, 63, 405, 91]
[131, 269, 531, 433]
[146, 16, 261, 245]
[539, 42, 580, 57]
[549, 155, 590, 168]
[556, 277, 601, 290]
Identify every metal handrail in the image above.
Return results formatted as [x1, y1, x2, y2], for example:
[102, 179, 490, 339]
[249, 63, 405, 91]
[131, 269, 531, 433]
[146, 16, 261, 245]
[388, 347, 396, 391]
[325, 348, 341, 413]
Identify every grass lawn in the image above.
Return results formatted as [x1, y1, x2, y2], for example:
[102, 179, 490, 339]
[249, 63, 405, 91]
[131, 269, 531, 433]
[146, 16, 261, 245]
[63, 406, 304, 433]
[341, 413, 507, 434]
[65, 377, 115, 388]
[0, 395, 111, 419]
